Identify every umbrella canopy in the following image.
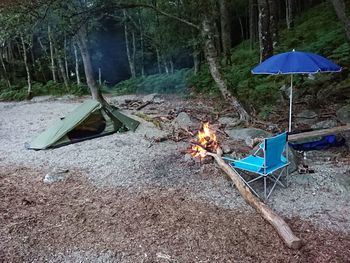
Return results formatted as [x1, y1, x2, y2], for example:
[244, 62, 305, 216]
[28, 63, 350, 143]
[252, 51, 341, 75]
[251, 50, 341, 131]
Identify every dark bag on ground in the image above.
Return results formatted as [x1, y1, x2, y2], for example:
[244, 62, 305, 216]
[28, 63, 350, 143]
[289, 135, 345, 151]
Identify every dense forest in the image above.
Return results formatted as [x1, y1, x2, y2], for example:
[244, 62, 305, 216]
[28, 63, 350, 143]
[0, 0, 349, 120]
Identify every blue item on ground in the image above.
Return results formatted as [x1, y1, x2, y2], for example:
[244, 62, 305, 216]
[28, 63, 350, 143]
[289, 135, 345, 151]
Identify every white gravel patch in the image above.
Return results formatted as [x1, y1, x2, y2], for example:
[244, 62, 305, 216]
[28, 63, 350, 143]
[0, 98, 245, 209]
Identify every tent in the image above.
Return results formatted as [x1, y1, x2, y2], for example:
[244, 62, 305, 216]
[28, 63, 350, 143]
[26, 100, 140, 150]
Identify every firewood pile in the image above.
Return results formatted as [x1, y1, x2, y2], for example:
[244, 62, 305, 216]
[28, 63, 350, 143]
[119, 99, 152, 110]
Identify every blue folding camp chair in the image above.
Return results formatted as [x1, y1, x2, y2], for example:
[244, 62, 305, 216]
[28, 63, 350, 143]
[224, 132, 290, 200]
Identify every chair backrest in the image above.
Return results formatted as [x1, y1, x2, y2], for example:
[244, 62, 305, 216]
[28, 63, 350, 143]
[264, 132, 288, 168]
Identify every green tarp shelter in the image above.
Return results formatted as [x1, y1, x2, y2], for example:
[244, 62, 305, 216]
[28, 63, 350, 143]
[26, 100, 140, 150]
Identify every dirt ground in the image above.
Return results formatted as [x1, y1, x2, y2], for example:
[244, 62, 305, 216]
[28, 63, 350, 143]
[1, 166, 350, 263]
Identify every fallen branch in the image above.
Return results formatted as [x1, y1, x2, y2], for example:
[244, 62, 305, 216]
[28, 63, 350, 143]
[136, 101, 151, 110]
[206, 148, 302, 250]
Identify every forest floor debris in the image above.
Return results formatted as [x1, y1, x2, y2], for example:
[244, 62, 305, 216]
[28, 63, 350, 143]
[1, 166, 350, 263]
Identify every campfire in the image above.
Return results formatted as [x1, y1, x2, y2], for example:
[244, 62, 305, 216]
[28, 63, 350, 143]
[191, 122, 218, 159]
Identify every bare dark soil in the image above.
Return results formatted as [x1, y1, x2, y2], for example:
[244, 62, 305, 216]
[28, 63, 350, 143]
[1, 166, 349, 263]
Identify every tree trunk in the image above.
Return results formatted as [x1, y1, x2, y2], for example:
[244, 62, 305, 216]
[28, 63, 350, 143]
[48, 25, 57, 82]
[123, 10, 136, 78]
[163, 56, 169, 74]
[20, 36, 32, 99]
[249, 0, 258, 49]
[57, 51, 69, 90]
[330, 0, 350, 42]
[202, 17, 251, 122]
[238, 17, 245, 40]
[268, 0, 279, 47]
[98, 67, 102, 85]
[258, 0, 273, 61]
[0, 49, 11, 88]
[169, 59, 174, 74]
[132, 30, 136, 76]
[219, 0, 232, 65]
[285, 0, 293, 29]
[76, 25, 105, 103]
[193, 49, 200, 75]
[156, 47, 162, 74]
[73, 43, 81, 85]
[29, 37, 37, 78]
[64, 36, 69, 80]
[138, 10, 145, 76]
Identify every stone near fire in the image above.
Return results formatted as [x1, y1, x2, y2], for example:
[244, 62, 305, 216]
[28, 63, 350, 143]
[218, 116, 239, 127]
[295, 110, 318, 126]
[172, 112, 195, 130]
[311, 119, 338, 130]
[336, 105, 350, 124]
[221, 144, 232, 154]
[225, 128, 271, 146]
[142, 93, 158, 103]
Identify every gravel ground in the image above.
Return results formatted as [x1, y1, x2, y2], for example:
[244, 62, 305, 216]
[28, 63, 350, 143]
[0, 96, 349, 234]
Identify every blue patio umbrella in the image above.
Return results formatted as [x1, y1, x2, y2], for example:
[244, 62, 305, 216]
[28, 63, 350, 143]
[252, 50, 341, 131]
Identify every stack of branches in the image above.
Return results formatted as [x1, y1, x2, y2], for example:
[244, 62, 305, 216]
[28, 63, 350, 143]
[120, 99, 152, 110]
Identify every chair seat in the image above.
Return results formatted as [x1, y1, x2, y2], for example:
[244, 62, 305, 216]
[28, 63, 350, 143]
[231, 155, 289, 175]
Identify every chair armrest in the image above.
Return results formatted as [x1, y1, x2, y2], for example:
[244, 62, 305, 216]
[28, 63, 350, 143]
[232, 159, 265, 168]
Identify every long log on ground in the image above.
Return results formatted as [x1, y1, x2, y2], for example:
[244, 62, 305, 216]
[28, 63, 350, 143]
[289, 124, 350, 142]
[207, 148, 302, 250]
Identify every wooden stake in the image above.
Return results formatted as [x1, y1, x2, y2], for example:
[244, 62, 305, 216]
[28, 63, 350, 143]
[207, 148, 302, 250]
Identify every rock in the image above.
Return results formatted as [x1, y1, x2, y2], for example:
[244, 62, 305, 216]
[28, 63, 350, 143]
[225, 128, 271, 147]
[184, 154, 193, 162]
[153, 97, 164, 104]
[336, 105, 350, 123]
[295, 110, 318, 125]
[317, 83, 350, 102]
[311, 119, 338, 130]
[31, 95, 54, 102]
[172, 112, 194, 130]
[296, 110, 318, 119]
[221, 144, 232, 154]
[43, 168, 69, 184]
[142, 93, 158, 103]
[57, 95, 77, 101]
[218, 117, 239, 127]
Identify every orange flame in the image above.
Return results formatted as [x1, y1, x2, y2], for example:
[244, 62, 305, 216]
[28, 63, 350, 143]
[191, 122, 218, 159]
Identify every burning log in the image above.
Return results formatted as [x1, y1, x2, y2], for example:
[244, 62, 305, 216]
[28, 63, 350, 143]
[190, 122, 302, 250]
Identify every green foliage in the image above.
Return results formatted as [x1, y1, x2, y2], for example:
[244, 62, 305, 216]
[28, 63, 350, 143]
[190, 2, 349, 114]
[0, 80, 89, 101]
[106, 69, 192, 95]
[278, 2, 349, 64]
[188, 65, 218, 95]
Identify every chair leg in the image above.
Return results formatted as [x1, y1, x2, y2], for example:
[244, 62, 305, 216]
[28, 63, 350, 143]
[264, 176, 267, 200]
[232, 168, 261, 198]
[266, 168, 286, 199]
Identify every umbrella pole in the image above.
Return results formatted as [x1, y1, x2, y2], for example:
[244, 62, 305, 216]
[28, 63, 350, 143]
[289, 74, 293, 132]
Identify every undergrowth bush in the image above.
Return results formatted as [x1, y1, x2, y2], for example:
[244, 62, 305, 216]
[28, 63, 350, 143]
[0, 80, 89, 101]
[106, 68, 192, 95]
